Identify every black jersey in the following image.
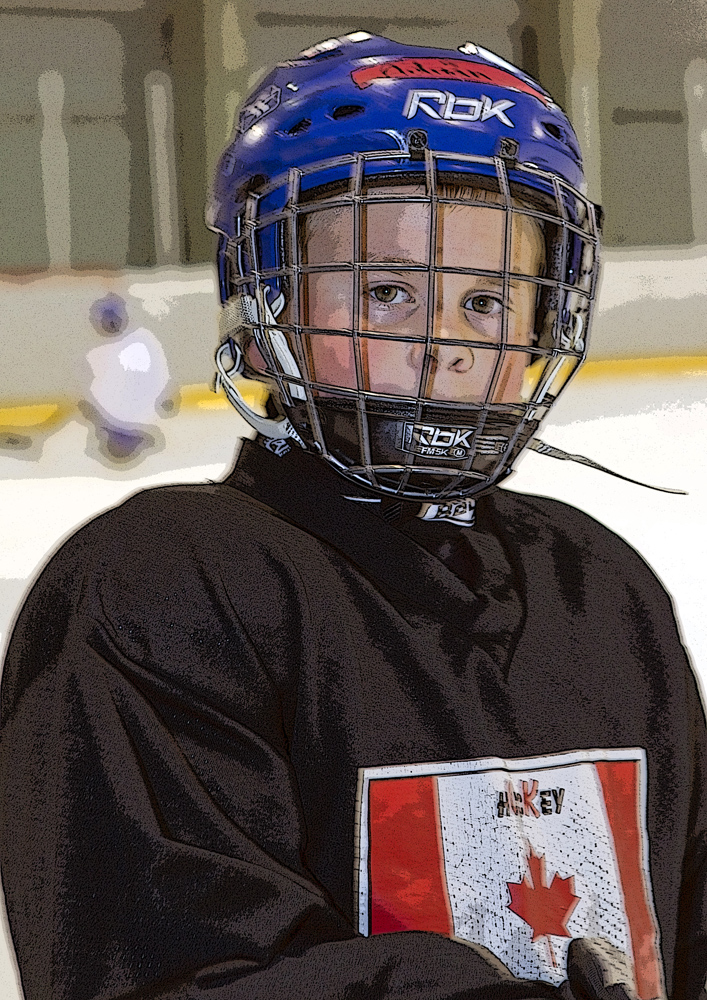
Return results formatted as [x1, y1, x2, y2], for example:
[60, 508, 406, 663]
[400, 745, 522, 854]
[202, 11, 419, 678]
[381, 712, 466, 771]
[1, 440, 705, 1000]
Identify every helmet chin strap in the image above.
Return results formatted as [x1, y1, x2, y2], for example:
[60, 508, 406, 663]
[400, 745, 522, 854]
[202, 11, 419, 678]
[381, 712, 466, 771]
[528, 439, 687, 495]
[214, 341, 305, 446]
[215, 287, 306, 446]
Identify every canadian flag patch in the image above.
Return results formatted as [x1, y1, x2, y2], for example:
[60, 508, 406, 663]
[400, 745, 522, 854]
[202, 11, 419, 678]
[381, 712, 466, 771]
[354, 748, 664, 998]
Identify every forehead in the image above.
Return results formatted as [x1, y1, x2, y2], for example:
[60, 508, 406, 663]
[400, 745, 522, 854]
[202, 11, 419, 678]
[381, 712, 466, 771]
[302, 183, 546, 272]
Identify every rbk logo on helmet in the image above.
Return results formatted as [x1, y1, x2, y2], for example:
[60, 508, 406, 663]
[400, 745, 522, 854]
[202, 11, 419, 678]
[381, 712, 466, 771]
[403, 90, 516, 127]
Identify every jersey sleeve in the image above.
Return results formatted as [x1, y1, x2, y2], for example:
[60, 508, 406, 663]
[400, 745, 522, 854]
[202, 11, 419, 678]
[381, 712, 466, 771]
[0, 491, 556, 1000]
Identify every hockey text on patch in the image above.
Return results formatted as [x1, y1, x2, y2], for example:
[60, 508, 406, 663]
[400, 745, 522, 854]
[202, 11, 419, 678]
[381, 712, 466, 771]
[497, 780, 565, 818]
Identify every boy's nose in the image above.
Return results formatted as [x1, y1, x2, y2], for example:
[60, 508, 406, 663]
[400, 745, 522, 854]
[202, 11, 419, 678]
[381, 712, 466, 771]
[437, 344, 475, 374]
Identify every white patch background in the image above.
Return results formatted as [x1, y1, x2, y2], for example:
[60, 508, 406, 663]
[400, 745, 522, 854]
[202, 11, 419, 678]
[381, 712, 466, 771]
[437, 762, 631, 982]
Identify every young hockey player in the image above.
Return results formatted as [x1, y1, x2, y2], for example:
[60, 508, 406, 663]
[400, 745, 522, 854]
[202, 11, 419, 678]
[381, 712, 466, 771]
[1, 34, 706, 1000]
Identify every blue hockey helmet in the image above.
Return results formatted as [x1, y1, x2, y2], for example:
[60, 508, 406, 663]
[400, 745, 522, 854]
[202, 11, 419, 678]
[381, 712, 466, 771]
[207, 33, 601, 501]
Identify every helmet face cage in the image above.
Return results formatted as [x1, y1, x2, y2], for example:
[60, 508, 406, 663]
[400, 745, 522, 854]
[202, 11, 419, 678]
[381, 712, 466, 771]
[221, 146, 599, 501]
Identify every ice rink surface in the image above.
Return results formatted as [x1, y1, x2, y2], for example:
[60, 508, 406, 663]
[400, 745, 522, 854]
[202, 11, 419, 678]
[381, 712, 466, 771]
[0, 365, 705, 998]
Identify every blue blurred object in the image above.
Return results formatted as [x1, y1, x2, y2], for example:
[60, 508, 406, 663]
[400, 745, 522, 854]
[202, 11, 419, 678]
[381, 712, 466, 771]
[89, 293, 128, 337]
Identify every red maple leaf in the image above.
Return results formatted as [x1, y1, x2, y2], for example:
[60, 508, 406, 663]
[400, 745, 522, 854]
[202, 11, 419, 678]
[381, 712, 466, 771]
[507, 849, 580, 960]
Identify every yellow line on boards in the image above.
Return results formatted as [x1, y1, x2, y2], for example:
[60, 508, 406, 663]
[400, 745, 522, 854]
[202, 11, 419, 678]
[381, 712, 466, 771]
[0, 403, 64, 428]
[179, 380, 268, 410]
[577, 355, 707, 379]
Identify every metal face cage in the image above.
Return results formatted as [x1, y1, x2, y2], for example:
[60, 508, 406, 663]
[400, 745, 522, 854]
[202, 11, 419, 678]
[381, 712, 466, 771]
[217, 147, 600, 501]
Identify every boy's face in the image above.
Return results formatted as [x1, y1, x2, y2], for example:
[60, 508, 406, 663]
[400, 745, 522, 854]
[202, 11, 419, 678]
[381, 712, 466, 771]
[301, 187, 546, 405]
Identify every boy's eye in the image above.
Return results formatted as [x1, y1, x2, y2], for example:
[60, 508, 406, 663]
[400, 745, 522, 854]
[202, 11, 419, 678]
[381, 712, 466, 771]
[464, 294, 502, 315]
[370, 284, 410, 304]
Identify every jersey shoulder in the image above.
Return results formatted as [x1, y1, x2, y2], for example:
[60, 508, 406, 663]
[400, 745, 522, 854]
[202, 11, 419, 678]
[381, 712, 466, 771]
[15, 479, 308, 632]
[492, 486, 667, 591]
[53, 478, 293, 564]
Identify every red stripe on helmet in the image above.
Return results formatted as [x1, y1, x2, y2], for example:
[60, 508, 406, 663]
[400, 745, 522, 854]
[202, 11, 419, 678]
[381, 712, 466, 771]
[351, 57, 551, 106]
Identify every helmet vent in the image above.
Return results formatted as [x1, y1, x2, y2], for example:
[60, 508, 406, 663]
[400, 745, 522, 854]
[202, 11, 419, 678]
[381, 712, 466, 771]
[287, 117, 311, 136]
[331, 104, 364, 120]
[541, 121, 563, 141]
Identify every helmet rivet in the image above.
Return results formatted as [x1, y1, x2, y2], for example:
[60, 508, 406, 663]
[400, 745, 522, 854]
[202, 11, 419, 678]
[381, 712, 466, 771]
[406, 128, 428, 161]
[497, 136, 520, 163]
